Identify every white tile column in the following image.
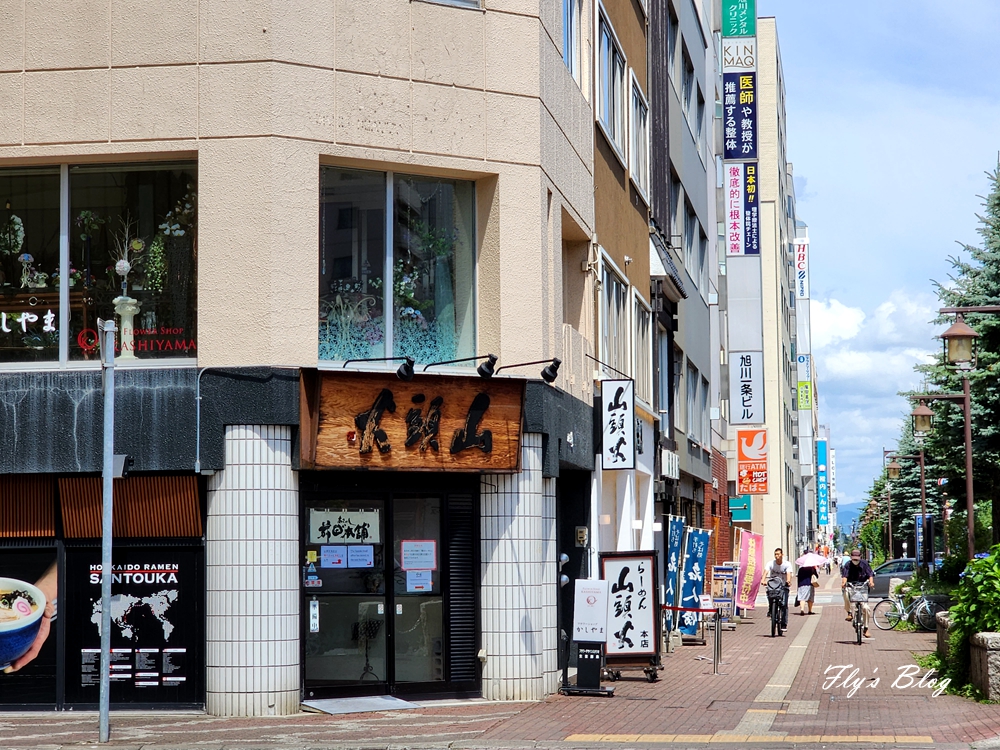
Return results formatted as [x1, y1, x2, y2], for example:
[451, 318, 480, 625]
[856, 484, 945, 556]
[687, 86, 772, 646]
[205, 425, 299, 716]
[480, 433, 557, 700]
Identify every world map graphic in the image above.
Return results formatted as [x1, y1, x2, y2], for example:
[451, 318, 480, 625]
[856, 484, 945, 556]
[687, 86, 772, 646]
[90, 590, 179, 642]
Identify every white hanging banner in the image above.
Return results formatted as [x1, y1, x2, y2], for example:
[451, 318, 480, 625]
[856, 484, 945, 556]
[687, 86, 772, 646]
[601, 379, 635, 470]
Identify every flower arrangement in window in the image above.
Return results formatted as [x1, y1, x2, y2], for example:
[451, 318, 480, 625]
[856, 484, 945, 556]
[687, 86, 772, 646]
[0, 215, 24, 258]
[17, 253, 48, 289]
[159, 184, 196, 236]
[319, 275, 384, 360]
[75, 210, 106, 242]
[51, 266, 83, 287]
[110, 216, 145, 292]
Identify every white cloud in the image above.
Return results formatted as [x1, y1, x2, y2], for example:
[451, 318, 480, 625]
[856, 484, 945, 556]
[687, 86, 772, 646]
[810, 299, 865, 349]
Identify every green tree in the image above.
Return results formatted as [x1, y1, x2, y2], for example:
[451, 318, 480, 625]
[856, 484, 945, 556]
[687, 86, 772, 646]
[884, 420, 946, 557]
[918, 164, 1000, 550]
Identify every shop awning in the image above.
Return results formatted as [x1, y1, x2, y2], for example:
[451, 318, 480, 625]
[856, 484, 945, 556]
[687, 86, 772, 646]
[0, 475, 56, 538]
[59, 475, 202, 539]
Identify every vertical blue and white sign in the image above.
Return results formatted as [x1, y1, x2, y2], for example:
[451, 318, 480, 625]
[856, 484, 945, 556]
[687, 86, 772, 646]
[678, 528, 712, 636]
[816, 440, 829, 526]
[664, 515, 685, 632]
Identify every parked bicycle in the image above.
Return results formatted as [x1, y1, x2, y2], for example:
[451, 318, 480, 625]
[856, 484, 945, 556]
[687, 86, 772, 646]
[766, 578, 788, 637]
[846, 582, 869, 645]
[872, 585, 944, 631]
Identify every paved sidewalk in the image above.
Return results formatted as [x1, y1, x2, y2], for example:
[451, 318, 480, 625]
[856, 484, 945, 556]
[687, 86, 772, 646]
[2, 573, 999, 750]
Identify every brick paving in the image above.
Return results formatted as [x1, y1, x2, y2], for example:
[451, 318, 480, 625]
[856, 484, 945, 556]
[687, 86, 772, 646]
[1, 574, 999, 749]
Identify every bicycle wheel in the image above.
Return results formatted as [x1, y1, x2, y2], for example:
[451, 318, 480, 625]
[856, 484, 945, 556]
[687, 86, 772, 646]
[916, 599, 943, 631]
[855, 604, 864, 644]
[872, 599, 901, 630]
[770, 601, 778, 637]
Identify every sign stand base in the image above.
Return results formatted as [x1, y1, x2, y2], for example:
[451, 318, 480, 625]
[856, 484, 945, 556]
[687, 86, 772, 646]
[560, 641, 615, 698]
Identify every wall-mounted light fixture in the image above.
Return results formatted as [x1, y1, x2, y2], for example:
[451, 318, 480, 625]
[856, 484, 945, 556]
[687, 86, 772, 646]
[423, 353, 497, 379]
[342, 356, 415, 381]
[494, 357, 561, 383]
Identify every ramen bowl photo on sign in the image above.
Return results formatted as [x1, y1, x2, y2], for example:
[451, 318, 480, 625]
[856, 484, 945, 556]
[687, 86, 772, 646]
[0, 577, 46, 670]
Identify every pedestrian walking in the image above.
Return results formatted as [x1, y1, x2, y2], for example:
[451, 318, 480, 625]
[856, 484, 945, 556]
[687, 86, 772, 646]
[795, 564, 818, 615]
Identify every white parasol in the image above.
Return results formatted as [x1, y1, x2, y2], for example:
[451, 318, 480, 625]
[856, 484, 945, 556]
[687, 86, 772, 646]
[795, 552, 828, 567]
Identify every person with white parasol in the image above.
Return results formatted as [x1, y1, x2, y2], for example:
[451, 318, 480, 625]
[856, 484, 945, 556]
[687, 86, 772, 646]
[794, 550, 827, 615]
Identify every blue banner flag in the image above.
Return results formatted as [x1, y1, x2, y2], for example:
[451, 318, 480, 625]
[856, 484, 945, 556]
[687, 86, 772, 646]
[678, 527, 712, 636]
[664, 515, 686, 631]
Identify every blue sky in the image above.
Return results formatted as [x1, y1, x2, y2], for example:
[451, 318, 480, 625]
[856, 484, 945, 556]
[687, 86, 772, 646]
[757, 1, 1000, 513]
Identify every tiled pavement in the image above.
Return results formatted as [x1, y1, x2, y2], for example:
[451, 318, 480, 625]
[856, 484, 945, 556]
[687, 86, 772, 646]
[2, 574, 999, 750]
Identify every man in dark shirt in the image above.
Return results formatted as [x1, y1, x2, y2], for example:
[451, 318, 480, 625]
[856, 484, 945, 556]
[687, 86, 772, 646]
[841, 548, 875, 637]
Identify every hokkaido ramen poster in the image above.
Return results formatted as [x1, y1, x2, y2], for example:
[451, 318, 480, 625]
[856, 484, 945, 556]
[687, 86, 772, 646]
[0, 549, 58, 705]
[64, 546, 203, 705]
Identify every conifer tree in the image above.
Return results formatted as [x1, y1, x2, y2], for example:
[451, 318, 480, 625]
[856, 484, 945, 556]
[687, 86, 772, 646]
[919, 164, 1000, 549]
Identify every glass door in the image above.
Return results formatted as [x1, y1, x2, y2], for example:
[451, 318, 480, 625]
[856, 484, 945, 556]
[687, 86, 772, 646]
[391, 496, 443, 685]
[303, 498, 388, 691]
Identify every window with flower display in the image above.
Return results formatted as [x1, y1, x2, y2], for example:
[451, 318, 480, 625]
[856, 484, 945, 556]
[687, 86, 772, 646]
[319, 167, 475, 364]
[0, 163, 196, 365]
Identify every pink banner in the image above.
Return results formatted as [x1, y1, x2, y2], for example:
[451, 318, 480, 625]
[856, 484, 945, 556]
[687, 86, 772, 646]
[735, 529, 764, 610]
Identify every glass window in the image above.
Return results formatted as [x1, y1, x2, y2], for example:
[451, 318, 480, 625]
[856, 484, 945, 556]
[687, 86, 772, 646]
[601, 263, 629, 377]
[682, 52, 694, 116]
[318, 167, 476, 365]
[700, 376, 709, 445]
[684, 207, 696, 273]
[635, 298, 651, 404]
[563, 0, 581, 82]
[598, 15, 626, 156]
[686, 363, 698, 441]
[666, 9, 678, 81]
[69, 163, 197, 361]
[319, 168, 386, 361]
[672, 345, 683, 434]
[393, 174, 475, 363]
[631, 82, 649, 199]
[0, 169, 61, 362]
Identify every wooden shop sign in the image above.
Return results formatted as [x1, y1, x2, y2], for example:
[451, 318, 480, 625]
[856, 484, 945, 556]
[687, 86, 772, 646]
[304, 371, 524, 472]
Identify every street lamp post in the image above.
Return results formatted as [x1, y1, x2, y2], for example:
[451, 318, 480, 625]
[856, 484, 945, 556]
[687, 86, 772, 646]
[883, 449, 898, 558]
[911, 308, 985, 560]
[888, 434, 929, 571]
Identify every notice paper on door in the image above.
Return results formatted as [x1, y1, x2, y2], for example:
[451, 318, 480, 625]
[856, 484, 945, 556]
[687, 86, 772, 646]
[320, 545, 347, 568]
[347, 545, 374, 568]
[406, 570, 433, 592]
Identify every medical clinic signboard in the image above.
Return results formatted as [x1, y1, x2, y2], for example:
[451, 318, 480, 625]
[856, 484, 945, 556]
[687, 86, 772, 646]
[724, 162, 760, 257]
[737, 428, 768, 495]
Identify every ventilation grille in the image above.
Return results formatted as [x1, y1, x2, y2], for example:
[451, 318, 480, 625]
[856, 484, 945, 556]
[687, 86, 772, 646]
[0, 475, 55, 538]
[59, 476, 202, 539]
[446, 493, 478, 683]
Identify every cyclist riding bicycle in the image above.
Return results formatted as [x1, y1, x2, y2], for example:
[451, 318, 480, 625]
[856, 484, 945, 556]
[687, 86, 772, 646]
[840, 548, 875, 638]
[765, 547, 792, 630]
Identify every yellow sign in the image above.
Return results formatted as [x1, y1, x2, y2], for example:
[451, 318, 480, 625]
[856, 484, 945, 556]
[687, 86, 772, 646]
[797, 381, 813, 410]
[306, 550, 318, 563]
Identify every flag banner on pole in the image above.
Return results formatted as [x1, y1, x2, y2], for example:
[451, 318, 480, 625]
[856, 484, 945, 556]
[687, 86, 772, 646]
[678, 527, 712, 635]
[664, 515, 685, 631]
[735, 529, 764, 610]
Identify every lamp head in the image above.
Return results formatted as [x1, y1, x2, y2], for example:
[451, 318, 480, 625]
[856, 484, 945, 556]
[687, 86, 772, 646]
[540, 357, 561, 383]
[941, 314, 978, 367]
[396, 356, 415, 381]
[911, 400, 933, 437]
[886, 459, 902, 481]
[477, 353, 497, 379]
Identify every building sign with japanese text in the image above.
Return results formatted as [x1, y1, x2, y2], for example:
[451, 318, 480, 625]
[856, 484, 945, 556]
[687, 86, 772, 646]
[601, 552, 658, 657]
[310, 372, 523, 472]
[601, 379, 635, 470]
[725, 162, 760, 256]
[677, 529, 712, 636]
[308, 509, 381, 545]
[817, 439, 829, 525]
[737, 428, 768, 495]
[729, 350, 764, 424]
[722, 0, 756, 37]
[723, 72, 757, 160]
[797, 381, 813, 411]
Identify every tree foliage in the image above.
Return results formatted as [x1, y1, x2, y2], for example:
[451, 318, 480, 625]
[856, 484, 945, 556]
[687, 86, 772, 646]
[914, 165, 1000, 549]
